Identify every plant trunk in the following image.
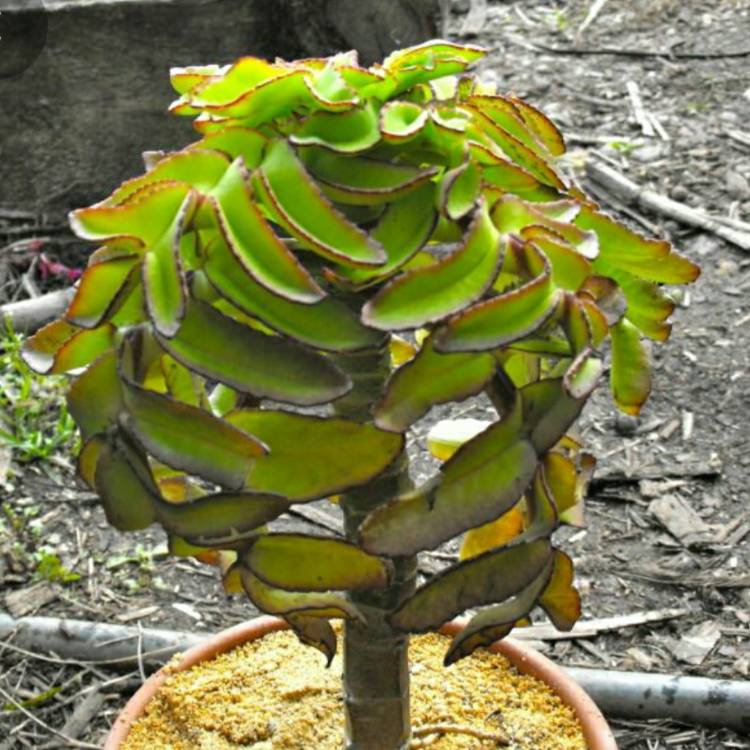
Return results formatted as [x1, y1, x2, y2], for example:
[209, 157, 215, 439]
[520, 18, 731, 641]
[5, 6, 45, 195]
[333, 344, 416, 750]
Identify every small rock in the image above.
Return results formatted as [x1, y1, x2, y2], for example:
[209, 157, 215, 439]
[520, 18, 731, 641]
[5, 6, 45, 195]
[716, 258, 739, 277]
[631, 143, 665, 163]
[670, 621, 721, 666]
[453, 0, 471, 13]
[670, 184, 689, 202]
[615, 413, 639, 436]
[726, 169, 750, 200]
[686, 234, 719, 257]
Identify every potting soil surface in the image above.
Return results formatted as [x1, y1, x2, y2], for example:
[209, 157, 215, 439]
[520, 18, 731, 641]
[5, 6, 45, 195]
[121, 629, 586, 750]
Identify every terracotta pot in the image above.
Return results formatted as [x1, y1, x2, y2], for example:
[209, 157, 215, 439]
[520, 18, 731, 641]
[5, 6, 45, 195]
[105, 615, 618, 750]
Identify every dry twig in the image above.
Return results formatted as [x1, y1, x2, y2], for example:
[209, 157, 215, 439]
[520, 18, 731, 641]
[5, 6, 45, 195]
[585, 159, 750, 252]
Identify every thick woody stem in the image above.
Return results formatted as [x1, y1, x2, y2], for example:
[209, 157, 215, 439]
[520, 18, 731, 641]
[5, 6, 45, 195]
[333, 344, 416, 750]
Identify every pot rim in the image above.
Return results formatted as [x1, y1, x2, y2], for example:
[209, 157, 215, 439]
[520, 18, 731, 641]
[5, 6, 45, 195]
[105, 615, 617, 750]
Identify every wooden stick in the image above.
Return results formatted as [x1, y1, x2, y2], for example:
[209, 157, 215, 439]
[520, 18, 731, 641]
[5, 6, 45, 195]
[412, 723, 508, 747]
[511, 608, 688, 642]
[577, 0, 611, 37]
[518, 40, 750, 60]
[459, 0, 487, 37]
[585, 159, 750, 252]
[626, 81, 655, 137]
[0, 287, 75, 334]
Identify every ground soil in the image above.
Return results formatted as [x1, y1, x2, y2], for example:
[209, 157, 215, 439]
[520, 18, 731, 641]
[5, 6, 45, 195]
[1, 1, 750, 748]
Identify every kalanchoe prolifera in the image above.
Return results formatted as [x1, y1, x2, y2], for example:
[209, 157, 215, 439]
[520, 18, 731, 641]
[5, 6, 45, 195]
[23, 40, 698, 749]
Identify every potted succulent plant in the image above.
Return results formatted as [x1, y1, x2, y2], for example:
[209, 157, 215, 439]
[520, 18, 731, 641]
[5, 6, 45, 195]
[23, 40, 698, 749]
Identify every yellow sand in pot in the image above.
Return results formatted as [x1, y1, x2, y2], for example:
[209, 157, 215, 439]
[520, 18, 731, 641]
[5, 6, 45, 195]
[122, 630, 586, 750]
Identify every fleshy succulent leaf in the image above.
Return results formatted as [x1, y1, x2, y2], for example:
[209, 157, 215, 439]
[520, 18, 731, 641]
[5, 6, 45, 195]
[155, 298, 352, 406]
[610, 318, 652, 415]
[362, 200, 502, 330]
[243, 534, 391, 592]
[389, 539, 552, 632]
[373, 335, 495, 432]
[360, 395, 539, 556]
[120, 376, 266, 490]
[227, 410, 404, 501]
[254, 139, 386, 267]
[444, 555, 554, 665]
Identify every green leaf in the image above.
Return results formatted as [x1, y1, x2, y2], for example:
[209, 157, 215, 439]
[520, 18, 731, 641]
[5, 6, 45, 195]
[610, 318, 651, 415]
[227, 410, 404, 501]
[471, 143, 560, 202]
[362, 200, 502, 330]
[209, 383, 241, 417]
[156, 492, 288, 547]
[94, 438, 158, 531]
[492, 196, 598, 258]
[360, 397, 539, 556]
[468, 95, 553, 157]
[169, 63, 223, 95]
[121, 377, 266, 490]
[380, 101, 430, 142]
[65, 256, 140, 328]
[576, 205, 700, 283]
[434, 241, 559, 352]
[288, 614, 338, 667]
[240, 568, 364, 622]
[523, 229, 592, 291]
[142, 192, 197, 337]
[71, 183, 193, 247]
[521, 378, 588, 454]
[443, 555, 554, 664]
[469, 111, 565, 189]
[160, 354, 204, 407]
[563, 349, 603, 400]
[157, 298, 351, 406]
[439, 161, 481, 221]
[178, 56, 283, 104]
[189, 68, 311, 122]
[373, 335, 495, 432]
[22, 320, 115, 375]
[190, 126, 268, 168]
[381, 41, 485, 97]
[243, 534, 390, 591]
[203, 236, 383, 352]
[591, 258, 674, 341]
[300, 147, 438, 205]
[106, 149, 231, 205]
[254, 139, 386, 267]
[332, 182, 437, 287]
[389, 539, 552, 632]
[539, 550, 581, 631]
[66, 349, 123, 441]
[77, 435, 105, 489]
[209, 157, 324, 304]
[291, 103, 380, 153]
[507, 96, 566, 157]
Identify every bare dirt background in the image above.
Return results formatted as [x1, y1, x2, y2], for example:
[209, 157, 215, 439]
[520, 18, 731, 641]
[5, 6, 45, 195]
[1, 0, 750, 747]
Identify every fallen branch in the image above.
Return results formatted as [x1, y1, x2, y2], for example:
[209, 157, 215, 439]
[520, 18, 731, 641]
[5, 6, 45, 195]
[585, 159, 750, 252]
[459, 0, 487, 37]
[591, 456, 722, 488]
[511, 607, 688, 642]
[0, 613, 205, 668]
[577, 0, 611, 37]
[518, 39, 750, 60]
[0, 287, 75, 334]
[3, 613, 749, 732]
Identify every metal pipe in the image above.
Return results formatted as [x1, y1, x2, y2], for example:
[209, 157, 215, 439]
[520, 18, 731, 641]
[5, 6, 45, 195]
[565, 666, 750, 735]
[1, 614, 748, 733]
